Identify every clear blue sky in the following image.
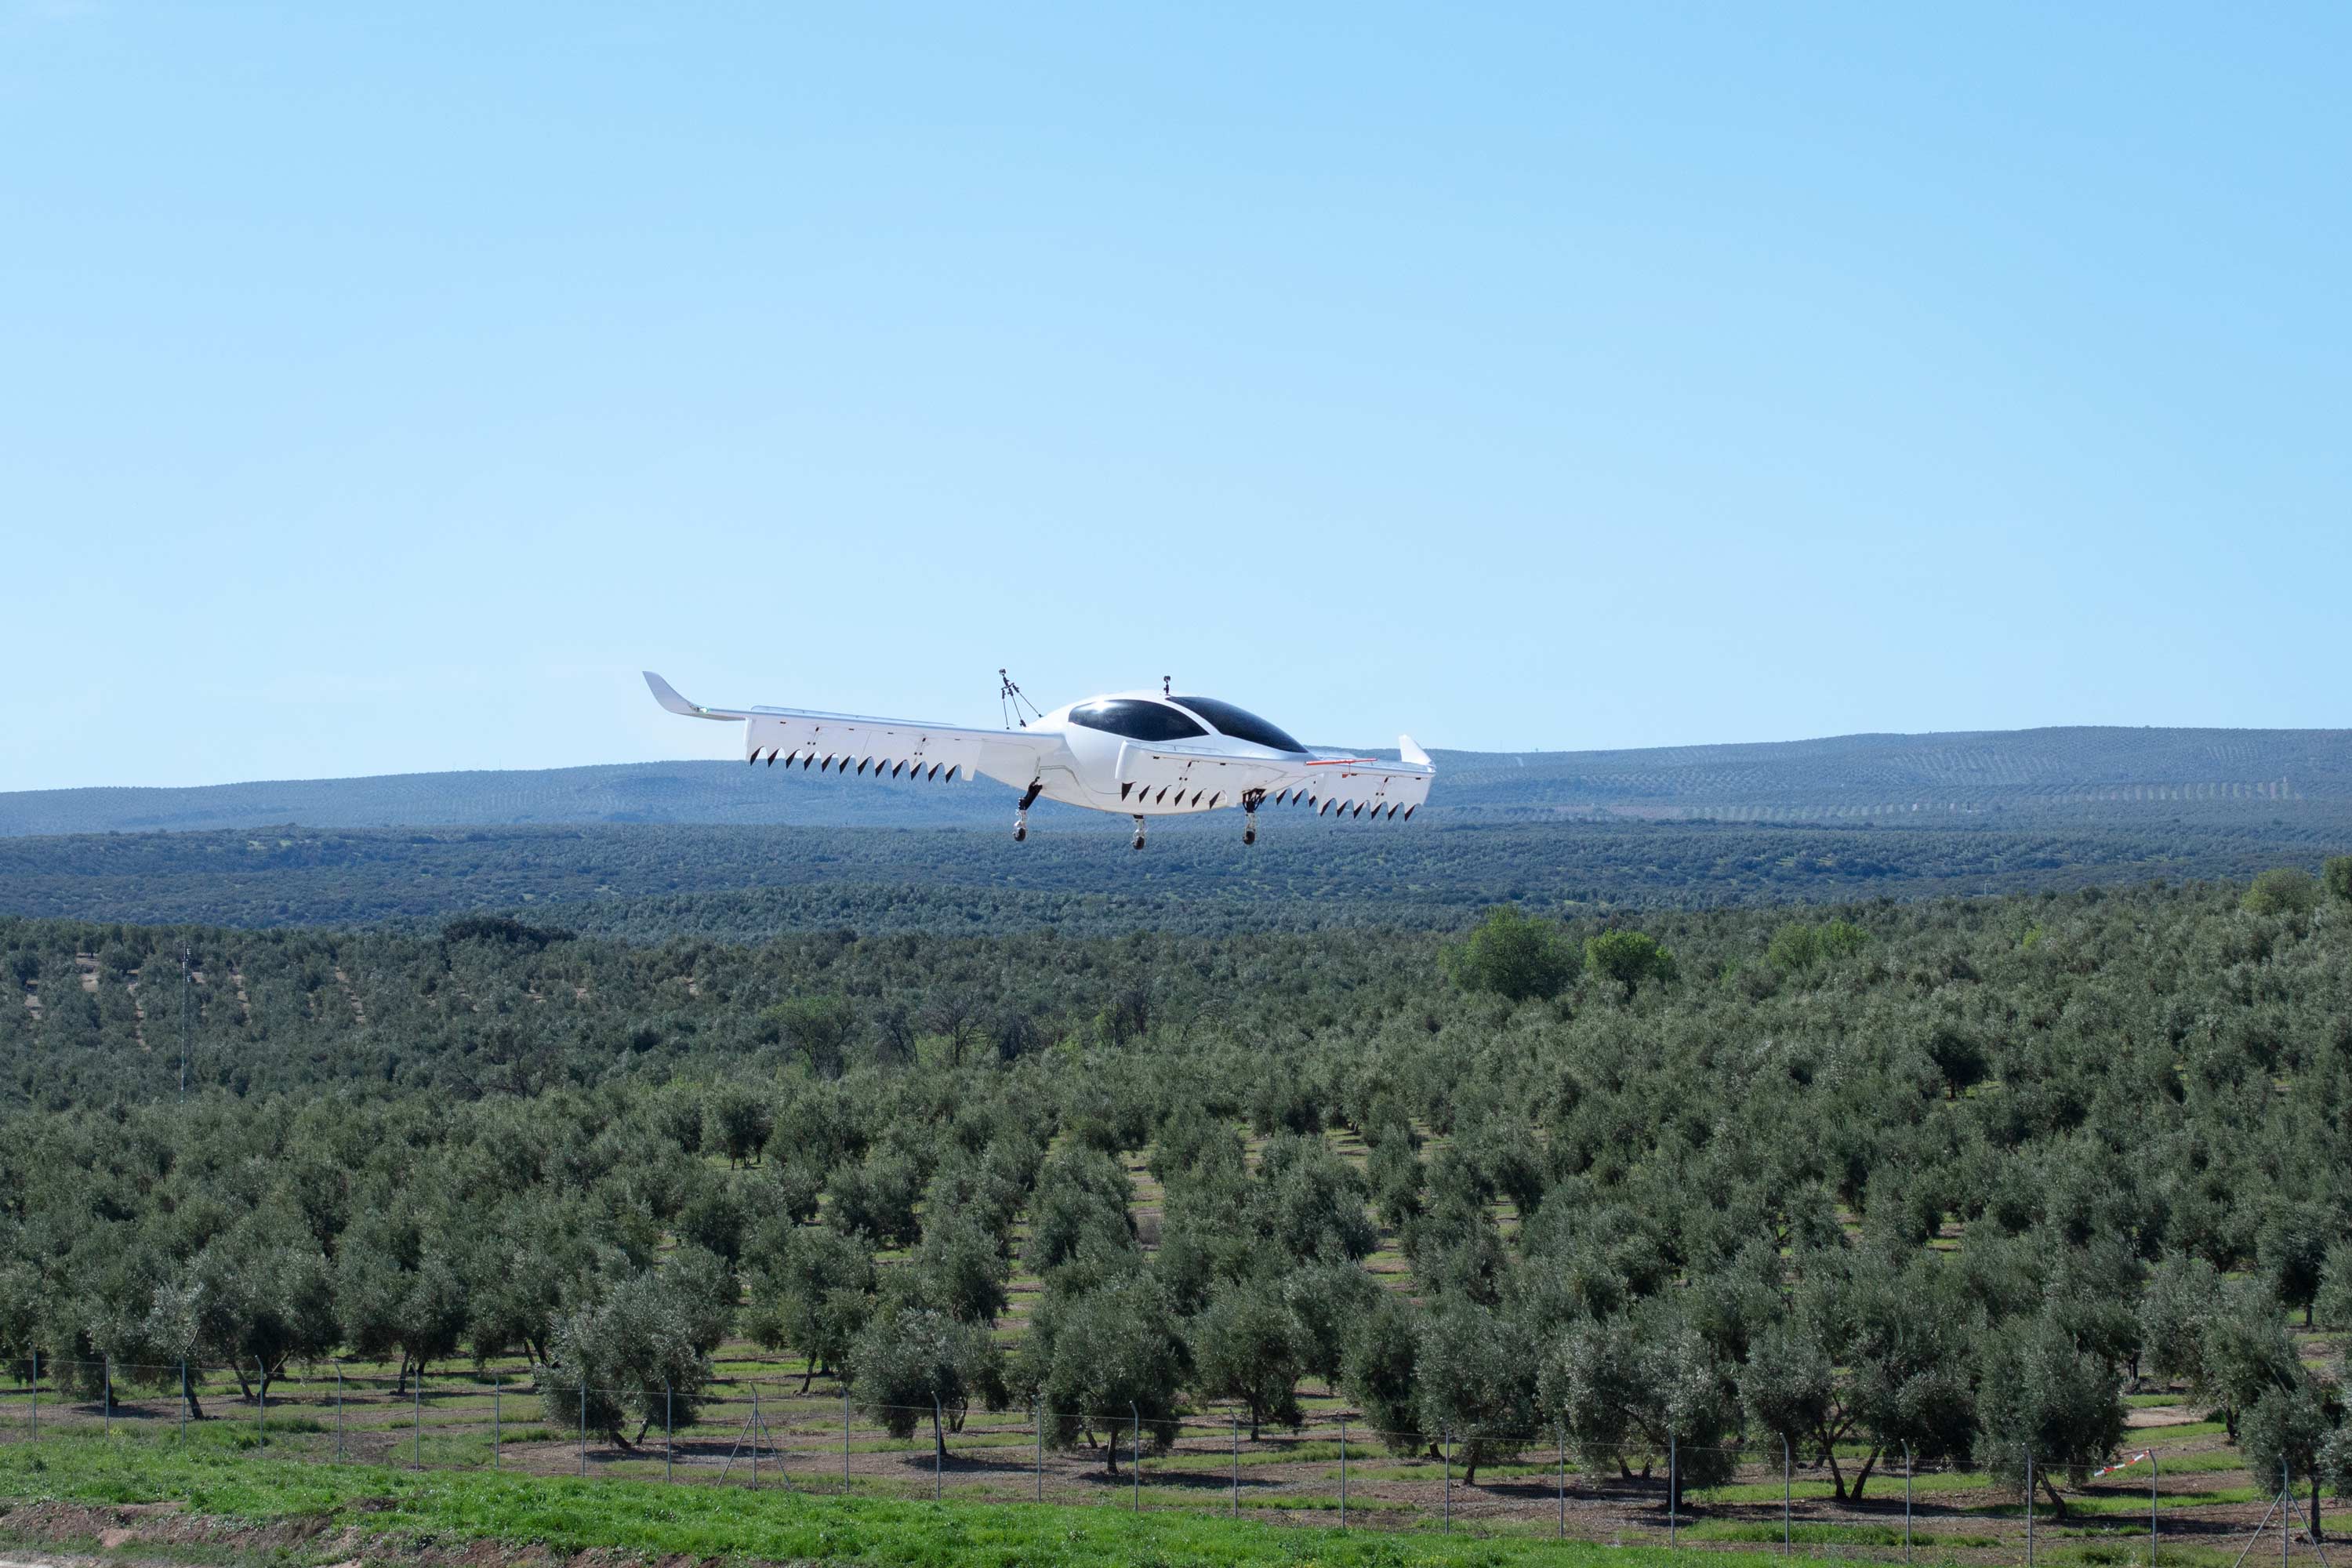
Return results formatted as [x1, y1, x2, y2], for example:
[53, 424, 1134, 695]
[5, 4, 2346, 793]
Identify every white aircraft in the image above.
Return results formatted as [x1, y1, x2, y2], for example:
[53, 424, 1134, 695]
[644, 670, 1435, 849]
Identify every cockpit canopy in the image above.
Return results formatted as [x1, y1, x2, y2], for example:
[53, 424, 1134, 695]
[1170, 697, 1306, 754]
[1066, 699, 1207, 743]
[1066, 695, 1308, 753]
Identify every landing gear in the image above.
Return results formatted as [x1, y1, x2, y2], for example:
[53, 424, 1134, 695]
[1242, 789, 1265, 846]
[1014, 779, 1044, 842]
[1131, 815, 1147, 851]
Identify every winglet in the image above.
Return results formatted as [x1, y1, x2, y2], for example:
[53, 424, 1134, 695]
[1399, 734, 1432, 768]
[644, 670, 731, 720]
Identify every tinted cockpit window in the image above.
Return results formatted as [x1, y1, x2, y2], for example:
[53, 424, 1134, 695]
[1068, 699, 1209, 743]
[1171, 697, 1307, 753]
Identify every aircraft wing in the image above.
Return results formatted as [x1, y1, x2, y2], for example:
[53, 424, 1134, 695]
[1267, 741, 1436, 820]
[1109, 735, 1436, 820]
[644, 671, 1065, 788]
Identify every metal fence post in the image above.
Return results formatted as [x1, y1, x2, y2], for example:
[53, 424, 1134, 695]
[1558, 1429, 1567, 1539]
[177, 1360, 187, 1439]
[1338, 1416, 1348, 1529]
[492, 1373, 499, 1470]
[843, 1384, 851, 1495]
[1229, 1412, 1240, 1516]
[1034, 1399, 1043, 1502]
[1904, 1440, 1913, 1565]
[1669, 1432, 1678, 1546]
[336, 1366, 343, 1463]
[579, 1377, 586, 1476]
[2149, 1450, 2158, 1566]
[665, 1381, 673, 1484]
[104, 1355, 112, 1436]
[1443, 1425, 1451, 1534]
[414, 1367, 423, 1469]
[2281, 1461, 2290, 1568]
[27, 1349, 34, 1439]
[1784, 1435, 1793, 1556]
[1130, 1403, 1141, 1513]
[255, 1356, 263, 1444]
[934, 1396, 943, 1501]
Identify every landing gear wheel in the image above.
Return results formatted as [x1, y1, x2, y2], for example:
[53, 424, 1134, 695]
[1014, 779, 1044, 844]
[1131, 814, 1147, 851]
[1241, 789, 1265, 847]
[1243, 825, 1256, 846]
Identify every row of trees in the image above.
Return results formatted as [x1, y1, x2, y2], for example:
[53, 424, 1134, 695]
[8, 815, 2348, 940]
[11, 862, 2349, 1111]
[2, 873, 2350, 1522]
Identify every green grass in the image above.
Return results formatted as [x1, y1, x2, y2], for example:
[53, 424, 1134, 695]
[0, 1428, 1885, 1568]
[2060, 1486, 2267, 1515]
[2092, 1451, 2243, 1477]
[2136, 1421, 2229, 1446]
[1682, 1521, 2001, 1549]
[1690, 1469, 1981, 1505]
[1337, 1461, 1577, 1483]
[2042, 1544, 2241, 1568]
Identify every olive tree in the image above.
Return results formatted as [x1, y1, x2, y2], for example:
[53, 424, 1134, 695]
[849, 1305, 1009, 1461]
[2242, 868, 2318, 915]
[2257, 1201, 2337, 1327]
[1189, 1274, 1306, 1440]
[702, 1082, 773, 1167]
[1584, 930, 1678, 999]
[911, 1213, 1010, 1326]
[2138, 1253, 2220, 1388]
[336, 1210, 470, 1394]
[1026, 1276, 1189, 1475]
[2241, 1368, 2347, 1541]
[2316, 1243, 2352, 1332]
[2198, 1279, 2303, 1441]
[1975, 1312, 2128, 1516]
[187, 1210, 339, 1405]
[1442, 906, 1578, 1003]
[1543, 1301, 1740, 1507]
[1340, 1290, 1427, 1457]
[1417, 1298, 1537, 1486]
[1250, 1134, 1377, 1263]
[1283, 1258, 1381, 1391]
[535, 1263, 716, 1446]
[742, 1224, 874, 1392]
[1739, 1317, 1849, 1487]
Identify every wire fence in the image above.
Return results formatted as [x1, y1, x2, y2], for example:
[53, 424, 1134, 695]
[2, 1358, 2341, 1563]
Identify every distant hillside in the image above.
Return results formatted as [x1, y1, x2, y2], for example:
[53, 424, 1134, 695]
[1438, 725, 2352, 822]
[5, 813, 2346, 935]
[4, 725, 2347, 837]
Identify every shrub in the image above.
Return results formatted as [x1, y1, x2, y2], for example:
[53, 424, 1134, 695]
[2243, 868, 2319, 916]
[1442, 906, 1577, 1003]
[1584, 929, 1677, 997]
[1768, 918, 1871, 974]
